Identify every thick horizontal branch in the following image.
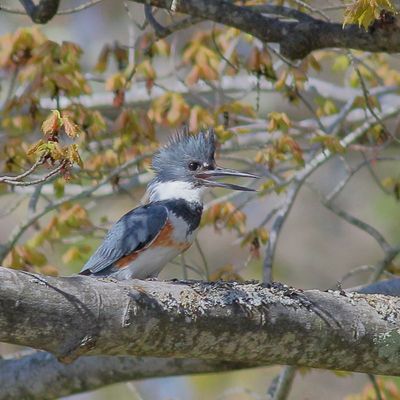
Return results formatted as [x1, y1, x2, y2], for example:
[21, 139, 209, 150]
[9, 0, 400, 58]
[0, 351, 250, 400]
[129, 0, 400, 59]
[2, 276, 399, 400]
[1, 266, 400, 376]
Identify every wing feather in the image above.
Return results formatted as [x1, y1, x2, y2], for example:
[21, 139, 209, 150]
[80, 203, 168, 275]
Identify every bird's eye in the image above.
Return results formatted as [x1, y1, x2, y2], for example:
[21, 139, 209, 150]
[188, 161, 201, 171]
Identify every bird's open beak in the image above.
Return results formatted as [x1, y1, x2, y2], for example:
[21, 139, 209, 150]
[195, 166, 260, 191]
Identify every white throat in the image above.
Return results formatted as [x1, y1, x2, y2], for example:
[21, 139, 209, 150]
[148, 180, 207, 203]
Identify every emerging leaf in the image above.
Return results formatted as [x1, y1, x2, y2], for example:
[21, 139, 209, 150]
[62, 115, 81, 138]
[268, 112, 291, 132]
[68, 144, 83, 167]
[42, 110, 61, 135]
[105, 72, 127, 91]
[343, 0, 396, 30]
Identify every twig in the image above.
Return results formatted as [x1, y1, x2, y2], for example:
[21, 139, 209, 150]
[262, 103, 400, 282]
[369, 246, 400, 283]
[320, 4, 350, 12]
[263, 178, 302, 283]
[0, 157, 46, 183]
[267, 365, 297, 400]
[212, 25, 239, 74]
[361, 153, 391, 195]
[180, 253, 188, 280]
[144, 4, 169, 37]
[326, 156, 400, 203]
[0, 161, 67, 187]
[3, 66, 19, 107]
[349, 51, 399, 143]
[323, 200, 392, 253]
[338, 265, 389, 288]
[170, 259, 205, 278]
[194, 238, 210, 280]
[0, 195, 27, 218]
[259, 206, 280, 227]
[56, 0, 103, 15]
[368, 375, 383, 400]
[290, 0, 330, 21]
[0, 154, 150, 263]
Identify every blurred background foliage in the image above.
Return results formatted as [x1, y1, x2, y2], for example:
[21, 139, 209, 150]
[1, 0, 400, 399]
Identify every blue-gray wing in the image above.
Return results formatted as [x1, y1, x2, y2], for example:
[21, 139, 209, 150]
[80, 203, 168, 275]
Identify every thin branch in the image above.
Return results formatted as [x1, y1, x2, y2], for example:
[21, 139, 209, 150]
[0, 195, 27, 218]
[144, 4, 169, 37]
[0, 157, 46, 183]
[180, 253, 189, 280]
[368, 374, 383, 400]
[349, 51, 399, 143]
[194, 237, 210, 280]
[290, 0, 330, 21]
[267, 366, 297, 400]
[19, 0, 60, 24]
[263, 178, 302, 283]
[322, 199, 392, 253]
[57, 0, 103, 15]
[361, 152, 392, 196]
[0, 154, 150, 263]
[369, 246, 400, 283]
[338, 265, 393, 288]
[0, 160, 67, 187]
[262, 103, 400, 281]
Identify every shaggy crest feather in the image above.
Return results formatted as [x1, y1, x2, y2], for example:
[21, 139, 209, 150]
[151, 129, 216, 182]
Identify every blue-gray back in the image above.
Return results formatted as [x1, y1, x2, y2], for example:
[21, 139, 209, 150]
[80, 203, 168, 274]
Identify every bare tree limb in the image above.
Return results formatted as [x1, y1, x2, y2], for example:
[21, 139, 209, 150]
[0, 159, 68, 187]
[127, 0, 400, 59]
[0, 351, 249, 400]
[0, 157, 46, 183]
[2, 266, 400, 375]
[2, 275, 400, 400]
[4, 0, 400, 59]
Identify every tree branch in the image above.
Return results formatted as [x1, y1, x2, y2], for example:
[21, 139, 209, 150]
[0, 159, 68, 187]
[1, 266, 400, 376]
[7, 0, 400, 59]
[19, 0, 60, 24]
[2, 274, 400, 400]
[0, 351, 249, 400]
[128, 0, 400, 59]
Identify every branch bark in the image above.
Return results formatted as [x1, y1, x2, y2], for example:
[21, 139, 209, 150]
[127, 0, 400, 59]
[19, 0, 60, 24]
[10, 0, 400, 59]
[0, 351, 249, 400]
[1, 266, 400, 376]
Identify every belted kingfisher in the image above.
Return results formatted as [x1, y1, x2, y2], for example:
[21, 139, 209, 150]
[80, 129, 258, 280]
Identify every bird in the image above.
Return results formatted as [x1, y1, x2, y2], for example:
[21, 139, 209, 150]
[79, 129, 259, 280]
